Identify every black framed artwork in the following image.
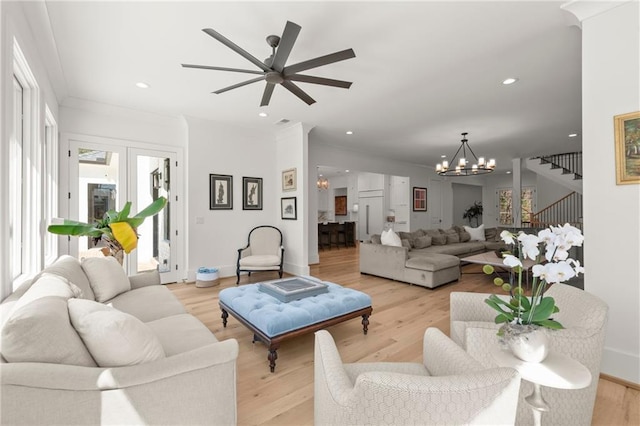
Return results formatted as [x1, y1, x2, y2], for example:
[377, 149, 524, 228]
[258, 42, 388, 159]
[281, 197, 297, 220]
[209, 174, 233, 210]
[242, 177, 263, 210]
[413, 187, 427, 211]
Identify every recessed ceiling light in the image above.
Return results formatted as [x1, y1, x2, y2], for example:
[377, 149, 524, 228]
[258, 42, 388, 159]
[502, 78, 518, 85]
[345, 170, 350, 173]
[568, 133, 578, 137]
[506, 171, 512, 174]
[258, 112, 268, 117]
[135, 82, 150, 89]
[441, 155, 447, 158]
[346, 131, 353, 135]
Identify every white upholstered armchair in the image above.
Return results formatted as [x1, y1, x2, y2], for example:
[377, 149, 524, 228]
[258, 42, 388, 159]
[314, 328, 521, 426]
[450, 284, 608, 425]
[236, 225, 284, 284]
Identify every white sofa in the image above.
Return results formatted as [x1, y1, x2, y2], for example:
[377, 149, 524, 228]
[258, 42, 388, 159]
[1, 255, 239, 425]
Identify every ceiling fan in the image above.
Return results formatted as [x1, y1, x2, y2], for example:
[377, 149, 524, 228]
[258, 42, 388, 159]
[182, 21, 356, 106]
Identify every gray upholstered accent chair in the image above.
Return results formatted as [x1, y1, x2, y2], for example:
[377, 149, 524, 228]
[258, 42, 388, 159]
[314, 328, 521, 425]
[450, 284, 608, 425]
[236, 225, 284, 284]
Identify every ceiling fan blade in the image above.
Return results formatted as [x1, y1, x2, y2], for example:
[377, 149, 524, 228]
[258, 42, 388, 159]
[202, 28, 270, 72]
[281, 81, 316, 105]
[213, 76, 266, 94]
[181, 64, 264, 75]
[286, 74, 352, 89]
[271, 21, 301, 72]
[283, 48, 356, 76]
[260, 83, 276, 106]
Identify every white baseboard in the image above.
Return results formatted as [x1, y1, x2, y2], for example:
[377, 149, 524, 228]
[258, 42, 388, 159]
[284, 262, 310, 277]
[601, 346, 640, 385]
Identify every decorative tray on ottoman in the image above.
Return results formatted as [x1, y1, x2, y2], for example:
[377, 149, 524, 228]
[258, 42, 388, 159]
[258, 277, 328, 302]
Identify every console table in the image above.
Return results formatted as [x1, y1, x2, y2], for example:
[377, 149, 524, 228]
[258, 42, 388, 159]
[491, 347, 591, 426]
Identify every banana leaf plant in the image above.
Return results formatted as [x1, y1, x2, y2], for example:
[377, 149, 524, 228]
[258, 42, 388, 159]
[48, 197, 167, 260]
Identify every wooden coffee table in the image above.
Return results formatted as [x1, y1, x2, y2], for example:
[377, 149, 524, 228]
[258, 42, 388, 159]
[219, 281, 372, 372]
[461, 251, 535, 286]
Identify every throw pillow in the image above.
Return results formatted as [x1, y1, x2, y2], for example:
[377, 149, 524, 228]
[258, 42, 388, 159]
[81, 257, 131, 303]
[381, 229, 402, 247]
[10, 273, 83, 315]
[431, 233, 448, 245]
[35, 255, 96, 300]
[401, 239, 412, 250]
[68, 299, 165, 367]
[459, 231, 471, 242]
[413, 235, 432, 249]
[1, 296, 97, 366]
[398, 232, 414, 247]
[446, 233, 460, 244]
[464, 224, 486, 241]
[370, 234, 382, 244]
[484, 227, 498, 242]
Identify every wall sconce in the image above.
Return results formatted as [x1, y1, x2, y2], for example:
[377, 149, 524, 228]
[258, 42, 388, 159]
[352, 203, 359, 213]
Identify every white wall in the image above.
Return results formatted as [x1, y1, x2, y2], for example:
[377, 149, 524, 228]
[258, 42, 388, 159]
[186, 116, 279, 280]
[452, 183, 483, 226]
[579, 1, 640, 384]
[536, 174, 575, 211]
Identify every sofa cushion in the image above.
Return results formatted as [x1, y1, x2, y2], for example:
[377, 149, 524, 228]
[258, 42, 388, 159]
[37, 255, 95, 300]
[82, 257, 131, 302]
[464, 224, 486, 241]
[401, 239, 412, 249]
[1, 296, 97, 366]
[405, 254, 460, 272]
[381, 229, 402, 247]
[10, 273, 83, 315]
[107, 285, 187, 322]
[431, 233, 447, 245]
[446, 233, 460, 244]
[68, 299, 165, 367]
[370, 234, 382, 244]
[484, 227, 499, 242]
[146, 314, 218, 356]
[398, 232, 414, 247]
[413, 235, 432, 249]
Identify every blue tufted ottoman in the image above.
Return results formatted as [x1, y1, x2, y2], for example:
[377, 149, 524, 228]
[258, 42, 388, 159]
[219, 279, 372, 372]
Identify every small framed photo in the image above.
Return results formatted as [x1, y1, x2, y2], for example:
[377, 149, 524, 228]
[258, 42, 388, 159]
[242, 177, 263, 210]
[614, 111, 640, 185]
[413, 187, 427, 211]
[282, 168, 297, 191]
[209, 174, 233, 210]
[281, 197, 297, 220]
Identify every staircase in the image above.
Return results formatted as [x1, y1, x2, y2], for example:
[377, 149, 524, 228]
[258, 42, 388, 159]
[525, 152, 583, 194]
[530, 191, 583, 230]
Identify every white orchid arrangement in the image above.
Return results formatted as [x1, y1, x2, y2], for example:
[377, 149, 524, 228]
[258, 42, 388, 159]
[484, 223, 585, 330]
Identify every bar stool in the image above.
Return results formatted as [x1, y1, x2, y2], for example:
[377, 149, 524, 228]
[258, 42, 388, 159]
[318, 223, 330, 250]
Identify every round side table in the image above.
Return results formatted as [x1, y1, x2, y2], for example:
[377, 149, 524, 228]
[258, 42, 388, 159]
[491, 347, 591, 426]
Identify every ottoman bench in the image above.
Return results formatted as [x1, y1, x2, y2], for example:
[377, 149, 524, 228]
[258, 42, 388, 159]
[403, 253, 460, 289]
[219, 279, 372, 372]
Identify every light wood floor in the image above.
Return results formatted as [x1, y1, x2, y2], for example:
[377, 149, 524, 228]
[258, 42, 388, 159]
[168, 245, 639, 425]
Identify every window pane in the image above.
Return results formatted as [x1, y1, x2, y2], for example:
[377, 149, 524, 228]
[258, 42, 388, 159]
[499, 189, 512, 225]
[9, 75, 24, 280]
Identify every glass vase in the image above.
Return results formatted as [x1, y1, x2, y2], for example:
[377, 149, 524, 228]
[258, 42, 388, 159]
[500, 323, 549, 363]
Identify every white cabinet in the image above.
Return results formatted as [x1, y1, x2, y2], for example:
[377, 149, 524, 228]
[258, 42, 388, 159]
[358, 172, 384, 191]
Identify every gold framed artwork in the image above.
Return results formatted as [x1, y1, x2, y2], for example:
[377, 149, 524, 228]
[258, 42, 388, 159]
[282, 168, 297, 191]
[334, 195, 347, 215]
[614, 111, 640, 185]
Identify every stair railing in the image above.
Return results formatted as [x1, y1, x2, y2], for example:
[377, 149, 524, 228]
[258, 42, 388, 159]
[531, 152, 583, 180]
[530, 191, 583, 230]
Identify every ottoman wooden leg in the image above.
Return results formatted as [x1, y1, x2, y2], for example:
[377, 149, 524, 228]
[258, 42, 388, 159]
[221, 309, 228, 327]
[268, 348, 278, 373]
[362, 314, 370, 335]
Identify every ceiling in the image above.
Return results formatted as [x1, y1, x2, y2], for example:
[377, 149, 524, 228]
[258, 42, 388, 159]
[28, 1, 582, 173]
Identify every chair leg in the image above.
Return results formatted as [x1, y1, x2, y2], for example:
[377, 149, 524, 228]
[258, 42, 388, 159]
[236, 270, 240, 285]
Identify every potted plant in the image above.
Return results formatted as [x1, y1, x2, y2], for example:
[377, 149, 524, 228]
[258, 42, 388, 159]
[48, 197, 167, 265]
[482, 223, 584, 362]
[462, 201, 483, 226]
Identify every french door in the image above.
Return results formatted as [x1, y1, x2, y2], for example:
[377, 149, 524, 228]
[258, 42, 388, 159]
[67, 140, 178, 283]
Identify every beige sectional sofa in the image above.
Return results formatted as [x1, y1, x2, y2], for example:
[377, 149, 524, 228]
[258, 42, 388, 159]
[1, 255, 239, 425]
[360, 226, 506, 288]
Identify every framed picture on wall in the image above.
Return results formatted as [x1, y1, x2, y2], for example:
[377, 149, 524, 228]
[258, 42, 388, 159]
[242, 177, 263, 210]
[281, 197, 297, 220]
[614, 111, 640, 185]
[282, 168, 297, 191]
[335, 195, 347, 215]
[209, 174, 233, 210]
[413, 187, 427, 211]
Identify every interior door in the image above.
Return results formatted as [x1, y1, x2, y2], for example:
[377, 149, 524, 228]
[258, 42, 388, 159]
[128, 149, 177, 283]
[430, 179, 443, 228]
[358, 193, 383, 241]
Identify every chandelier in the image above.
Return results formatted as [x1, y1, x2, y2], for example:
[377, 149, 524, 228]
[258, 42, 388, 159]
[317, 176, 329, 190]
[436, 132, 495, 176]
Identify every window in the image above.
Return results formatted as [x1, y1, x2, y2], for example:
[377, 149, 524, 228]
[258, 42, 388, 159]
[9, 74, 24, 280]
[498, 187, 535, 225]
[43, 107, 58, 266]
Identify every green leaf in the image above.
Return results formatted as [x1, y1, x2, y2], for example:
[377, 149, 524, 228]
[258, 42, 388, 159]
[487, 294, 518, 310]
[485, 298, 510, 315]
[133, 197, 167, 219]
[495, 313, 513, 324]
[530, 297, 556, 322]
[105, 209, 119, 223]
[517, 295, 531, 310]
[116, 202, 132, 221]
[536, 319, 564, 329]
[48, 222, 104, 238]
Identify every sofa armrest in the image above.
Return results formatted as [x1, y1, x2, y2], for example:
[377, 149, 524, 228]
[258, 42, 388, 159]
[359, 242, 408, 279]
[1, 339, 239, 425]
[450, 291, 503, 323]
[128, 269, 161, 289]
[422, 328, 482, 375]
